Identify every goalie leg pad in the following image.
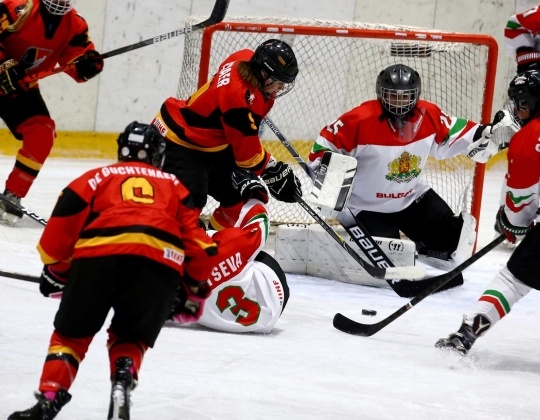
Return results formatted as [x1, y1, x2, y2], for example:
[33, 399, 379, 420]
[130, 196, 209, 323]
[309, 151, 357, 216]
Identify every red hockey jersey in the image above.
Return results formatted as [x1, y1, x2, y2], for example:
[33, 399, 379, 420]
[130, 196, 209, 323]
[0, 0, 97, 86]
[37, 161, 218, 280]
[153, 49, 274, 175]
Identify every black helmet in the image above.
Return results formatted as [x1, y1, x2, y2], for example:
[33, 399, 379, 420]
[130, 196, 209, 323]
[251, 39, 298, 87]
[376, 64, 421, 116]
[508, 70, 540, 126]
[117, 121, 166, 169]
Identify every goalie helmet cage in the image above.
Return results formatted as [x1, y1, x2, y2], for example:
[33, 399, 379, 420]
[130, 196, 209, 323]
[177, 16, 497, 226]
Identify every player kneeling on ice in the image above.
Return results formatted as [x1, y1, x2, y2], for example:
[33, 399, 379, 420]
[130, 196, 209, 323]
[307, 63, 514, 296]
[169, 169, 290, 333]
[436, 70, 540, 356]
[9, 122, 219, 420]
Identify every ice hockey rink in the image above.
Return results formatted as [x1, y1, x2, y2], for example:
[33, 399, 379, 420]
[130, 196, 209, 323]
[1, 156, 539, 420]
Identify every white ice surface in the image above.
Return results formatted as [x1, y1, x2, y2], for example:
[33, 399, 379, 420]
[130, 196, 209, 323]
[1, 156, 539, 420]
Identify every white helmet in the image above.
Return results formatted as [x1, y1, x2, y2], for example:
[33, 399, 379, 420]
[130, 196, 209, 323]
[41, 0, 75, 16]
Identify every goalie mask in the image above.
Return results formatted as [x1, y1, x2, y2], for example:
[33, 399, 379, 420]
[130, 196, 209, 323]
[117, 121, 166, 169]
[507, 70, 540, 127]
[376, 64, 423, 143]
[41, 0, 75, 15]
[251, 39, 298, 98]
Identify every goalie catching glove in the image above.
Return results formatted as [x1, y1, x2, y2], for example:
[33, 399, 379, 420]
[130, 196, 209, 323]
[466, 110, 519, 163]
[39, 262, 70, 299]
[261, 161, 302, 203]
[169, 274, 212, 324]
[496, 206, 532, 244]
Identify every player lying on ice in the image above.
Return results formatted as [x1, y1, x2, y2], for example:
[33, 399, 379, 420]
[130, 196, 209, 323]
[306, 63, 515, 297]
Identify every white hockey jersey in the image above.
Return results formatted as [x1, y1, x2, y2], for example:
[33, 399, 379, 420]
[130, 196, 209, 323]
[308, 100, 481, 214]
[197, 200, 288, 333]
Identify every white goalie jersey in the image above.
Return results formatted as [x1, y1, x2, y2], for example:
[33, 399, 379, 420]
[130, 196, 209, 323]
[197, 200, 289, 334]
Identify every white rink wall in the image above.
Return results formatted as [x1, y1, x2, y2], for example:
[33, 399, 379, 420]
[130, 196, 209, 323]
[12, 0, 537, 132]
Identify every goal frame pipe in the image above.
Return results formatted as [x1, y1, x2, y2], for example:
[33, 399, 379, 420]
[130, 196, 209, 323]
[195, 22, 498, 243]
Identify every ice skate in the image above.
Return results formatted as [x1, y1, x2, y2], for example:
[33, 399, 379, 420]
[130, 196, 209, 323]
[435, 314, 491, 356]
[0, 189, 24, 226]
[8, 389, 71, 420]
[108, 357, 136, 420]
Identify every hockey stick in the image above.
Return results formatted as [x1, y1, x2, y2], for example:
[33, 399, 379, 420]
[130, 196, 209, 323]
[0, 269, 39, 283]
[0, 194, 47, 226]
[21, 0, 230, 85]
[333, 234, 506, 336]
[293, 193, 425, 280]
[263, 117, 424, 285]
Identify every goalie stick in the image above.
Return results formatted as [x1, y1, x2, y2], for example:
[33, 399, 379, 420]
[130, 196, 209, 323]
[333, 234, 506, 337]
[263, 117, 424, 287]
[20, 0, 230, 85]
[0, 269, 39, 283]
[0, 194, 47, 226]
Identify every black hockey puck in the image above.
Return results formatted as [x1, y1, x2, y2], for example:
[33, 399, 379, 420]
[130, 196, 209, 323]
[362, 309, 377, 316]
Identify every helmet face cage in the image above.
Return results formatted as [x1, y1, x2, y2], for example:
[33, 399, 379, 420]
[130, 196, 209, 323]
[252, 39, 298, 97]
[41, 0, 74, 15]
[508, 70, 540, 127]
[117, 122, 166, 169]
[376, 64, 421, 117]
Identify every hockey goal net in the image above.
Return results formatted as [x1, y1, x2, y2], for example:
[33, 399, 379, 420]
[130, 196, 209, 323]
[177, 16, 498, 226]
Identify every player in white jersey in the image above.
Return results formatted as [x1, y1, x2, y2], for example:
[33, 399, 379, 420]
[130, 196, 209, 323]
[308, 64, 511, 293]
[505, 5, 540, 74]
[169, 169, 290, 333]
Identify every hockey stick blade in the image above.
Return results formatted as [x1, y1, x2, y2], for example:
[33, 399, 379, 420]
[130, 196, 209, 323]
[0, 269, 39, 283]
[22, 0, 230, 84]
[294, 194, 425, 280]
[0, 194, 47, 226]
[333, 234, 506, 336]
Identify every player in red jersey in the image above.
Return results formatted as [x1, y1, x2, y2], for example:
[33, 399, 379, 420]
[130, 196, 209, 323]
[8, 122, 218, 420]
[152, 39, 301, 230]
[169, 169, 290, 334]
[0, 0, 104, 226]
[436, 70, 540, 356]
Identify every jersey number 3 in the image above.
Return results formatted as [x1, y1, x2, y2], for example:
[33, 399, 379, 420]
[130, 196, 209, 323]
[216, 285, 261, 326]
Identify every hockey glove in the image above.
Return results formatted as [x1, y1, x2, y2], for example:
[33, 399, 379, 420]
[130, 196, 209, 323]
[231, 169, 269, 204]
[496, 206, 532, 244]
[467, 110, 518, 163]
[0, 63, 26, 96]
[170, 275, 211, 324]
[39, 263, 70, 298]
[261, 161, 302, 203]
[74, 50, 104, 81]
[516, 47, 540, 73]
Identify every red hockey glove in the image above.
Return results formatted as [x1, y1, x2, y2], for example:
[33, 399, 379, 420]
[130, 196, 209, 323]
[0, 62, 26, 96]
[261, 161, 302, 203]
[231, 169, 269, 204]
[516, 47, 540, 73]
[74, 50, 104, 81]
[496, 206, 532, 244]
[170, 275, 211, 324]
[39, 263, 70, 298]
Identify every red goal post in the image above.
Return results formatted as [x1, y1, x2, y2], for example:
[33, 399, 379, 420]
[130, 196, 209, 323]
[177, 16, 498, 227]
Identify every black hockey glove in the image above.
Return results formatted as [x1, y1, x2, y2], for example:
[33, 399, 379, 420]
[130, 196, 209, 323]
[39, 264, 70, 298]
[74, 50, 104, 81]
[496, 206, 532, 244]
[261, 161, 302, 203]
[231, 169, 269, 204]
[0, 62, 25, 96]
[169, 274, 211, 324]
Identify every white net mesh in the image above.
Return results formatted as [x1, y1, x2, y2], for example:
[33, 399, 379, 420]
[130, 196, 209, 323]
[177, 16, 496, 225]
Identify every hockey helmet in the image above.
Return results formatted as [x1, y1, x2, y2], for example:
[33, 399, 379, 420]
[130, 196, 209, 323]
[251, 39, 298, 97]
[507, 70, 540, 126]
[41, 0, 75, 15]
[376, 64, 421, 116]
[117, 121, 166, 169]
